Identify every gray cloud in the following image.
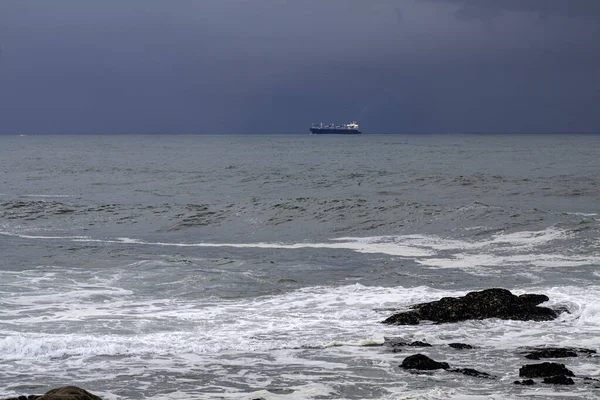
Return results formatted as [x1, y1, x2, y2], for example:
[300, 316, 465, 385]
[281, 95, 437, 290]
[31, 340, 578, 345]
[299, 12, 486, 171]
[0, 0, 599, 134]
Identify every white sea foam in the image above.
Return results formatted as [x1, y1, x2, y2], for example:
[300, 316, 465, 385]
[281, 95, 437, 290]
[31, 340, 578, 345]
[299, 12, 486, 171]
[1, 282, 598, 399]
[2, 226, 592, 273]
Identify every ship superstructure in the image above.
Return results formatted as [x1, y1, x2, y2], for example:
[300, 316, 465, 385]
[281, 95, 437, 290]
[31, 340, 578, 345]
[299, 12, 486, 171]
[310, 121, 361, 134]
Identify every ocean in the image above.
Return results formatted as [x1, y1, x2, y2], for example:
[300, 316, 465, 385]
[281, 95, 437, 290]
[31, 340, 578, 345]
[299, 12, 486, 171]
[0, 134, 598, 399]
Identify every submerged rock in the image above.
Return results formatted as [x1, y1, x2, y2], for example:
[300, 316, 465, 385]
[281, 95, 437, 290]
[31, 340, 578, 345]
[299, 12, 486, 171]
[524, 348, 578, 360]
[450, 368, 493, 378]
[400, 354, 449, 370]
[522, 346, 596, 360]
[383, 337, 431, 352]
[543, 375, 575, 385]
[514, 379, 536, 385]
[449, 343, 474, 350]
[383, 288, 559, 325]
[519, 362, 575, 378]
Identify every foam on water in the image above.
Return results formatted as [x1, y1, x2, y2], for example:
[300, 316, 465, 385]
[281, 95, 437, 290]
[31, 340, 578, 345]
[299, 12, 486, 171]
[1, 226, 596, 273]
[2, 283, 598, 360]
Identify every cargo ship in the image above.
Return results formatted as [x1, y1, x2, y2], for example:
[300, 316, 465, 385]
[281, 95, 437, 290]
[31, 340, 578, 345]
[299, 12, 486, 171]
[310, 121, 361, 134]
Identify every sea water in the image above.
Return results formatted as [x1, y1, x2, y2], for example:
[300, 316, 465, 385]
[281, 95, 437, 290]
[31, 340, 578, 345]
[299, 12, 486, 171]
[0, 134, 599, 399]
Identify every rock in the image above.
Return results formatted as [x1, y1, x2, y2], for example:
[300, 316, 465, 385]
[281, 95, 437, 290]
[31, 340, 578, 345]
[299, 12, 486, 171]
[38, 387, 102, 400]
[514, 379, 535, 385]
[519, 362, 575, 378]
[543, 375, 575, 385]
[400, 354, 449, 370]
[383, 337, 431, 352]
[1, 388, 100, 400]
[408, 341, 432, 347]
[449, 343, 474, 350]
[518, 294, 549, 306]
[524, 348, 578, 360]
[383, 288, 559, 325]
[450, 368, 493, 378]
[384, 312, 420, 325]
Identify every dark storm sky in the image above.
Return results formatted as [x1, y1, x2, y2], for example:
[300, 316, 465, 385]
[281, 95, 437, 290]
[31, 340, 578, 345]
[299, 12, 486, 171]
[1, 0, 599, 134]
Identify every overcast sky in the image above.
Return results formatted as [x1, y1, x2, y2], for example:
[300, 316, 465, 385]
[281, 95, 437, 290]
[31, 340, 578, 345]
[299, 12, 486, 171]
[1, 0, 599, 134]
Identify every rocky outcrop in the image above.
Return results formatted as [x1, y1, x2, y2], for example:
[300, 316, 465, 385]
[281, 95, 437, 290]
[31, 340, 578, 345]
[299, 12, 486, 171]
[519, 362, 575, 378]
[383, 288, 559, 325]
[1, 386, 101, 400]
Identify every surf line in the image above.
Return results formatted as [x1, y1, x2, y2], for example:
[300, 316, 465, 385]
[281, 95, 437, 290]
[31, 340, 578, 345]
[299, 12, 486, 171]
[0, 231, 434, 257]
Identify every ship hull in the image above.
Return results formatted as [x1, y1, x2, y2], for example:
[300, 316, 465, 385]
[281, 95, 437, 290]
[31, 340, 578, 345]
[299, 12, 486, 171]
[310, 128, 361, 134]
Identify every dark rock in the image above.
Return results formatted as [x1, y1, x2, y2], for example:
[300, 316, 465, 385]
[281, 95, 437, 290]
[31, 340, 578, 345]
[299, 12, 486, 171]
[449, 343, 474, 350]
[408, 341, 432, 347]
[38, 386, 102, 400]
[518, 294, 549, 306]
[450, 368, 493, 378]
[514, 379, 536, 385]
[525, 348, 578, 360]
[384, 312, 421, 325]
[1, 388, 99, 400]
[543, 375, 575, 385]
[519, 362, 575, 378]
[383, 337, 431, 351]
[383, 288, 559, 325]
[400, 354, 449, 370]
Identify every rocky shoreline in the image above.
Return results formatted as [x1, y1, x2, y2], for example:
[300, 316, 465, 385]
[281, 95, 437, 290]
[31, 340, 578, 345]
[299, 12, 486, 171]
[383, 288, 599, 389]
[2, 288, 598, 399]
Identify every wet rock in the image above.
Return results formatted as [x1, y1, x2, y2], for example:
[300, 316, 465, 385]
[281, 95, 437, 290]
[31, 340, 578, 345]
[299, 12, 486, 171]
[38, 386, 102, 400]
[384, 312, 420, 325]
[518, 294, 549, 306]
[543, 375, 575, 385]
[408, 341, 432, 347]
[383, 288, 559, 325]
[449, 343, 474, 350]
[524, 348, 578, 360]
[450, 368, 493, 378]
[383, 337, 431, 352]
[519, 362, 575, 378]
[514, 379, 536, 385]
[1, 387, 100, 400]
[400, 354, 449, 370]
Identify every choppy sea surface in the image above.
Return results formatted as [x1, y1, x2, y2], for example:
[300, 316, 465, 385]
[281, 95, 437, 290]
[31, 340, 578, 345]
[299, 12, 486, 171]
[0, 134, 599, 399]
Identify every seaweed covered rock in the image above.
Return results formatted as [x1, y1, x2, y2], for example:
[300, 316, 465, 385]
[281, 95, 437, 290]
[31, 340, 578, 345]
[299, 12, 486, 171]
[400, 354, 449, 370]
[383, 288, 558, 325]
